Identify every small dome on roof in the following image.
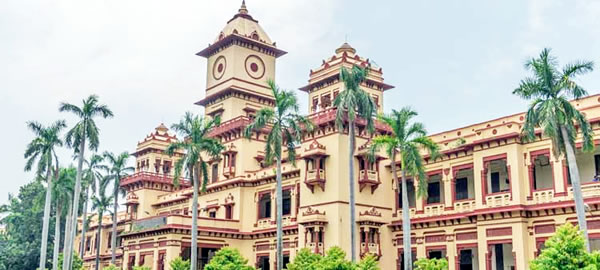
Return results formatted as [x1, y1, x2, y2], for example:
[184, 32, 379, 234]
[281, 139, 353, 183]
[156, 123, 168, 132]
[214, 1, 274, 45]
[335, 42, 356, 54]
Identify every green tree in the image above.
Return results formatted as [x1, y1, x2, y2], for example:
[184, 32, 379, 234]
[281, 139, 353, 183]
[166, 112, 224, 270]
[79, 154, 105, 255]
[286, 248, 322, 270]
[356, 254, 379, 270]
[414, 258, 448, 270]
[91, 175, 114, 270]
[320, 247, 355, 270]
[244, 80, 313, 269]
[24, 120, 66, 270]
[103, 151, 133, 264]
[513, 48, 595, 250]
[369, 108, 439, 270]
[334, 65, 376, 262]
[530, 223, 590, 270]
[0, 181, 49, 270]
[170, 257, 192, 270]
[57, 253, 84, 270]
[51, 167, 76, 270]
[203, 247, 254, 270]
[60, 95, 113, 270]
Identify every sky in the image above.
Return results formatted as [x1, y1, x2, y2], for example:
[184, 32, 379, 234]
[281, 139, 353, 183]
[1, 0, 600, 205]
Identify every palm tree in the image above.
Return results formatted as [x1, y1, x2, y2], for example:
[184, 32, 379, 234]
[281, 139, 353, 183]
[369, 108, 439, 270]
[333, 65, 376, 262]
[91, 174, 114, 270]
[513, 48, 595, 250]
[79, 154, 105, 256]
[51, 167, 76, 270]
[59, 95, 113, 270]
[24, 119, 66, 270]
[244, 80, 313, 270]
[103, 151, 134, 264]
[166, 112, 224, 270]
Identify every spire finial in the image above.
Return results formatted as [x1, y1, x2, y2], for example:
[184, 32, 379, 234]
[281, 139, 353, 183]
[239, 0, 248, 15]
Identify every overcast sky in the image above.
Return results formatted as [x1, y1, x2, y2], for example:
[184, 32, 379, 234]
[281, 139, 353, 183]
[1, 0, 599, 205]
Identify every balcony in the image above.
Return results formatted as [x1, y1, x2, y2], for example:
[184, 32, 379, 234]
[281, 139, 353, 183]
[424, 204, 445, 216]
[120, 171, 191, 189]
[485, 192, 511, 207]
[532, 189, 555, 204]
[256, 218, 272, 229]
[358, 169, 380, 193]
[360, 243, 380, 257]
[454, 200, 476, 213]
[306, 169, 325, 192]
[223, 166, 236, 178]
[308, 242, 324, 255]
[568, 182, 600, 199]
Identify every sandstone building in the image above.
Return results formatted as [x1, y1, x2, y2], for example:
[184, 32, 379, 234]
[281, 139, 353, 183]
[75, 2, 600, 270]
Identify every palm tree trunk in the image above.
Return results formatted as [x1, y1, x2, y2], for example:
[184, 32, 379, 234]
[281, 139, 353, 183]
[191, 166, 199, 270]
[111, 174, 119, 265]
[95, 212, 103, 270]
[52, 204, 62, 270]
[560, 125, 590, 251]
[63, 204, 72, 255]
[39, 165, 53, 270]
[400, 167, 412, 270]
[79, 187, 89, 255]
[348, 120, 357, 262]
[276, 156, 283, 270]
[64, 138, 86, 270]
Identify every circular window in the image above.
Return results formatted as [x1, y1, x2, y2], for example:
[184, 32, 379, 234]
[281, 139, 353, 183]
[245, 55, 265, 79]
[212, 56, 227, 80]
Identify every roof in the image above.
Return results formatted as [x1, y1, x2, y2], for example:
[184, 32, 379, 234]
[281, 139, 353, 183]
[215, 1, 273, 45]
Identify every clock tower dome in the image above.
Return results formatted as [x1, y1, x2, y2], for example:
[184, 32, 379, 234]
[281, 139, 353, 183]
[195, 1, 286, 122]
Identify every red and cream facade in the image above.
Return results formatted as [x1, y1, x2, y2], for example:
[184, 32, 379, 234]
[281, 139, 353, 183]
[75, 3, 600, 270]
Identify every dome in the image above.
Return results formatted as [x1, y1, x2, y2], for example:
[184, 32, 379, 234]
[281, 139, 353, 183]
[214, 1, 274, 45]
[335, 42, 356, 54]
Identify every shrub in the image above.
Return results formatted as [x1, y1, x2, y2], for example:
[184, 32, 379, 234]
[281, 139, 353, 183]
[530, 223, 590, 270]
[286, 248, 322, 270]
[357, 254, 380, 270]
[102, 265, 120, 270]
[414, 258, 448, 270]
[204, 247, 255, 270]
[170, 257, 191, 270]
[320, 247, 355, 270]
[132, 266, 151, 270]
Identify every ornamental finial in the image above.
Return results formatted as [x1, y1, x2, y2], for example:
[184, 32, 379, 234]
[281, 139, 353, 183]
[239, 0, 248, 15]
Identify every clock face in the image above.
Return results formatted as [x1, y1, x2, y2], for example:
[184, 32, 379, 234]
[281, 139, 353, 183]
[245, 55, 266, 79]
[212, 56, 227, 80]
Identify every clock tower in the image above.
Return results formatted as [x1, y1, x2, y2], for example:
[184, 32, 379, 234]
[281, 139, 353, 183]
[195, 1, 286, 122]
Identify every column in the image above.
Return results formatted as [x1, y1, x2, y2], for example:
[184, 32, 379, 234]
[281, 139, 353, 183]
[443, 170, 453, 208]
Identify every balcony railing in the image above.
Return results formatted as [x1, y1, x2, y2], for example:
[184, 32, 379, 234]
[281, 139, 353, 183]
[454, 200, 476, 213]
[569, 182, 600, 198]
[120, 171, 190, 187]
[308, 242, 324, 255]
[360, 243, 380, 257]
[532, 189, 554, 203]
[424, 204, 445, 216]
[397, 208, 416, 218]
[223, 166, 236, 178]
[307, 169, 324, 181]
[305, 169, 326, 192]
[256, 218, 272, 229]
[485, 193, 511, 207]
[359, 170, 378, 182]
